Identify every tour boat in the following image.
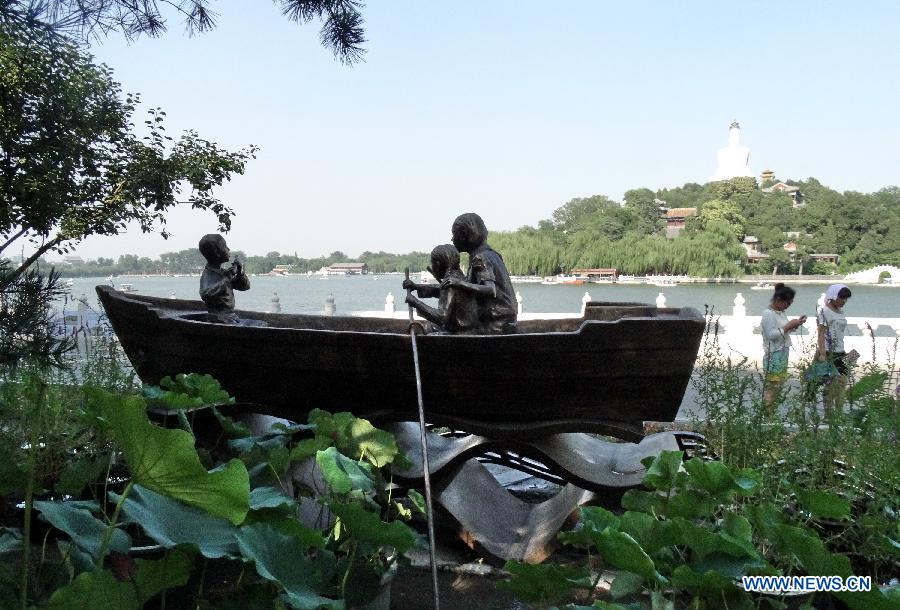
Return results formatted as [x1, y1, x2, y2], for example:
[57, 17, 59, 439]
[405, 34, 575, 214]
[648, 278, 678, 287]
[96, 286, 704, 433]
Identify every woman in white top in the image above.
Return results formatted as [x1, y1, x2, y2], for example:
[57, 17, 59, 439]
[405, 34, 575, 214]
[761, 283, 807, 408]
[817, 283, 852, 413]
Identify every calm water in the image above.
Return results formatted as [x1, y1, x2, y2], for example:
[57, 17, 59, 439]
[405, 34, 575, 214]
[64, 274, 900, 319]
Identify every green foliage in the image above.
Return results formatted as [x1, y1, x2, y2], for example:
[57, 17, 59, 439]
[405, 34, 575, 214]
[91, 388, 251, 524]
[0, 262, 74, 366]
[143, 372, 235, 411]
[0, 22, 256, 285]
[0, 529, 22, 555]
[234, 523, 341, 610]
[500, 436, 897, 609]
[114, 484, 244, 559]
[695, 198, 746, 238]
[0, 0, 368, 66]
[623, 188, 664, 235]
[46, 550, 193, 609]
[496, 561, 591, 605]
[3, 371, 420, 608]
[552, 195, 620, 232]
[35, 501, 131, 559]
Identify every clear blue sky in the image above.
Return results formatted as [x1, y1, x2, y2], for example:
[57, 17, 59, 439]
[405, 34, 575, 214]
[70, 1, 900, 261]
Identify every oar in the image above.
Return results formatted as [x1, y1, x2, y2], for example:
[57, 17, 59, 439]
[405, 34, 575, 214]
[405, 267, 441, 609]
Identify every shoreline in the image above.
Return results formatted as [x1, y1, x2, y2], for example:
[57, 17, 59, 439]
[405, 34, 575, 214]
[59, 273, 899, 287]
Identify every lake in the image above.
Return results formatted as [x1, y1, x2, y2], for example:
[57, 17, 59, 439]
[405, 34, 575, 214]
[63, 274, 900, 319]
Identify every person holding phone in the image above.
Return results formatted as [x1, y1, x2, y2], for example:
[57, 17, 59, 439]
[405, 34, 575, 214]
[761, 283, 806, 408]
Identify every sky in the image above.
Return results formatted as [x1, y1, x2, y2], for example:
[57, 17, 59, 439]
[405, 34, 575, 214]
[66, 1, 900, 261]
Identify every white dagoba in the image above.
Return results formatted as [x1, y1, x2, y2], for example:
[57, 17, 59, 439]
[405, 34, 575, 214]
[710, 120, 754, 181]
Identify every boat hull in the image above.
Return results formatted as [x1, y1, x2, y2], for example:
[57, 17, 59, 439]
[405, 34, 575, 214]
[96, 286, 704, 426]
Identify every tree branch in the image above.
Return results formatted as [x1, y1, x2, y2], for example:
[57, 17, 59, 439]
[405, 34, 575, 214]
[5, 235, 64, 288]
[0, 227, 28, 255]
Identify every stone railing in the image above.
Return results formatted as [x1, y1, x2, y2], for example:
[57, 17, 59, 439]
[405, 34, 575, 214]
[712, 291, 899, 366]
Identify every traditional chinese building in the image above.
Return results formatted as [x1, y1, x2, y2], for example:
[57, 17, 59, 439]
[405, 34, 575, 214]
[662, 207, 697, 238]
[327, 262, 368, 275]
[761, 181, 804, 207]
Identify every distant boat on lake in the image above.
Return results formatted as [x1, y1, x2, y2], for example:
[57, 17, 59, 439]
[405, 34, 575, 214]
[542, 274, 586, 285]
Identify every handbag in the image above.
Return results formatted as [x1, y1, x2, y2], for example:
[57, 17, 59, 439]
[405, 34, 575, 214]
[804, 359, 838, 384]
[764, 349, 789, 375]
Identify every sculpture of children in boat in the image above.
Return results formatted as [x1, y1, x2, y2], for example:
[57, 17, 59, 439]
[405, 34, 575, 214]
[405, 244, 479, 334]
[404, 213, 517, 334]
[198, 233, 251, 324]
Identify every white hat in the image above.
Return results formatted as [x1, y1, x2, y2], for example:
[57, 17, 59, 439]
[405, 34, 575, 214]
[825, 283, 849, 301]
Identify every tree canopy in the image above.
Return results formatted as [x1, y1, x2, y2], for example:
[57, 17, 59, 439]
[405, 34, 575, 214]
[0, 23, 256, 287]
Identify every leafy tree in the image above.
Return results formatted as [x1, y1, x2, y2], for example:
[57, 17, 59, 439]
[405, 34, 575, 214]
[623, 188, 663, 235]
[657, 182, 710, 210]
[0, 24, 256, 289]
[711, 176, 758, 203]
[695, 199, 746, 238]
[0, 0, 366, 64]
[551, 194, 618, 233]
[766, 246, 791, 275]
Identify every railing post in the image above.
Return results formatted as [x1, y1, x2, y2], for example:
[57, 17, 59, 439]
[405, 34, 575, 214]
[732, 292, 746, 317]
[77, 293, 87, 328]
[516, 291, 523, 315]
[581, 291, 592, 315]
[655, 292, 667, 308]
[77, 293, 90, 355]
[324, 293, 336, 316]
[270, 292, 281, 313]
[385, 292, 395, 313]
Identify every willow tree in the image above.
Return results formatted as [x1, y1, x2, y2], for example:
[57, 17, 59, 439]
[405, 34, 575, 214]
[490, 226, 566, 276]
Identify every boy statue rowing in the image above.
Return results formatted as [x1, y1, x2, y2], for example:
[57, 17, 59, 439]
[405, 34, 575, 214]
[405, 244, 479, 334]
[403, 213, 517, 334]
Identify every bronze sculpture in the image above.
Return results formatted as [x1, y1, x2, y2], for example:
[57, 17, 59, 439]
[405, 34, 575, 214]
[405, 244, 479, 334]
[96, 217, 708, 565]
[403, 213, 517, 334]
[198, 234, 250, 324]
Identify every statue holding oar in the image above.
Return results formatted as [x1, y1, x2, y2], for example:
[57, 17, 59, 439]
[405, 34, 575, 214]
[403, 212, 517, 334]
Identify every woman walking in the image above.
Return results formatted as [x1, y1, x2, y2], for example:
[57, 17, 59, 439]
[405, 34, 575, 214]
[817, 283, 853, 413]
[761, 283, 807, 408]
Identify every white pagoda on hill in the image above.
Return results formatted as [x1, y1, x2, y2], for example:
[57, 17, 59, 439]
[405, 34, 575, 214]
[710, 120, 754, 181]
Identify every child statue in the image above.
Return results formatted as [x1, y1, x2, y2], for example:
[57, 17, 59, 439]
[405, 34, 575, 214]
[199, 234, 250, 324]
[404, 213, 517, 334]
[405, 244, 479, 334]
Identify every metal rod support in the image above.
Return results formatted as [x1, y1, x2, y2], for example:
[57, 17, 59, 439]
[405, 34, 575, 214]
[406, 268, 441, 609]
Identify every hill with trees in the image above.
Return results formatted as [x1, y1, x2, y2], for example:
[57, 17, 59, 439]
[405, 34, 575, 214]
[490, 176, 899, 277]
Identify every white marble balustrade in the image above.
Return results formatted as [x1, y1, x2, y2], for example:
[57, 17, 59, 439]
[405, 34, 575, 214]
[708, 315, 900, 366]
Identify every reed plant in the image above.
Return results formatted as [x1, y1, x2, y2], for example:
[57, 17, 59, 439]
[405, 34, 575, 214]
[690, 312, 900, 582]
